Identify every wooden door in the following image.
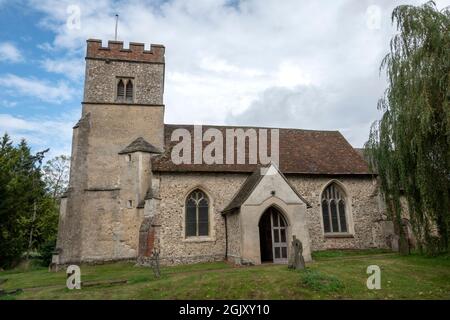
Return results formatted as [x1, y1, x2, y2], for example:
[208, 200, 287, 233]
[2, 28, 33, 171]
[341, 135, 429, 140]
[270, 209, 288, 264]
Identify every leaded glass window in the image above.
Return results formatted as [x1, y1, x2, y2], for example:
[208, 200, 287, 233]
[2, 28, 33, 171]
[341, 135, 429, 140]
[321, 183, 348, 234]
[185, 190, 209, 237]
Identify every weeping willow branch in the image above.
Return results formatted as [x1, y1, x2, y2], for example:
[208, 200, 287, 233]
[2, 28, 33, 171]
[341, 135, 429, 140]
[365, 1, 450, 255]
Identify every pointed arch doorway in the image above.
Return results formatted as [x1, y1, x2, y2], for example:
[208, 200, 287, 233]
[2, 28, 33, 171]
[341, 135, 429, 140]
[259, 207, 288, 264]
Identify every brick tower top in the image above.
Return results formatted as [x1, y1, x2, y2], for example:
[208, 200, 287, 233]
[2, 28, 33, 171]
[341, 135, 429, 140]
[86, 39, 165, 64]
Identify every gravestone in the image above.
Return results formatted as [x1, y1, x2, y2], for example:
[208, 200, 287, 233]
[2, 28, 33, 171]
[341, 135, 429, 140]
[288, 236, 305, 270]
[151, 248, 161, 278]
[49, 248, 61, 272]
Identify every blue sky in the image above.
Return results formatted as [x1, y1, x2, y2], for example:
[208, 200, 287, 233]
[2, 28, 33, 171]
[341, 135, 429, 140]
[0, 1, 82, 157]
[1, 0, 449, 160]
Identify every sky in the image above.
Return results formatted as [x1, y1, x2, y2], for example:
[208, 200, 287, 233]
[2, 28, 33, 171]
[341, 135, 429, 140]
[0, 0, 449, 160]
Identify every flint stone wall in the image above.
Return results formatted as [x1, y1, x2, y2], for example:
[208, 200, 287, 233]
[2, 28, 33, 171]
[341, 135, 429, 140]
[84, 59, 164, 105]
[154, 173, 387, 265]
[154, 172, 248, 264]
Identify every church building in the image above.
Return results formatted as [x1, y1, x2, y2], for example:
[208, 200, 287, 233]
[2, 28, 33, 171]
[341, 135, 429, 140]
[55, 39, 392, 266]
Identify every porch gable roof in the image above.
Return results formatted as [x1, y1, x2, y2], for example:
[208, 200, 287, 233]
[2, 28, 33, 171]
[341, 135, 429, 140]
[222, 164, 312, 215]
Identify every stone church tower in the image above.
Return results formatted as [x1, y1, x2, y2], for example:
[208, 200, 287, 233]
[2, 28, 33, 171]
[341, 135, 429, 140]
[56, 40, 166, 264]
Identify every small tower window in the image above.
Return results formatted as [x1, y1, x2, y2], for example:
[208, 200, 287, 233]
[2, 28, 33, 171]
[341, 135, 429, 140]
[117, 79, 125, 100]
[126, 80, 133, 102]
[116, 77, 134, 102]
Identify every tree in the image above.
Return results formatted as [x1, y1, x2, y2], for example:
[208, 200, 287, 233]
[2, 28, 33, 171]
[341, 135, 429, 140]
[37, 155, 70, 266]
[365, 1, 450, 255]
[0, 134, 58, 268]
[42, 155, 70, 199]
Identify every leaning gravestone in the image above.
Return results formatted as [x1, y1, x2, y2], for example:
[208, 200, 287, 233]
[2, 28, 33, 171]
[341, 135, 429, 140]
[288, 236, 305, 270]
[150, 248, 161, 278]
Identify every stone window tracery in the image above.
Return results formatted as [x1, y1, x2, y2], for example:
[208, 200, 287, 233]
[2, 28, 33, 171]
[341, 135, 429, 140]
[321, 183, 348, 233]
[185, 190, 209, 237]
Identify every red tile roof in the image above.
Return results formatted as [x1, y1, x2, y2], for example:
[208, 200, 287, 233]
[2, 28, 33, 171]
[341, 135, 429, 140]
[151, 124, 371, 175]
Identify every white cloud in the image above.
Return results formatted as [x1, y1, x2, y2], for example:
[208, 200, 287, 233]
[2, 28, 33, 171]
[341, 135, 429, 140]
[37, 42, 57, 52]
[0, 42, 23, 63]
[0, 111, 78, 158]
[41, 58, 84, 80]
[0, 99, 17, 108]
[199, 56, 263, 77]
[276, 61, 312, 88]
[0, 74, 76, 103]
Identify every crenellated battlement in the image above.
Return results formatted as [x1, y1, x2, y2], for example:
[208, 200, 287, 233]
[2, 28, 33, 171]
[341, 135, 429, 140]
[86, 39, 165, 64]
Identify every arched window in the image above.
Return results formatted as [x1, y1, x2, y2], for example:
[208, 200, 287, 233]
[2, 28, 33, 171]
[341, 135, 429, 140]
[185, 190, 209, 237]
[117, 79, 125, 100]
[116, 78, 134, 102]
[125, 80, 133, 101]
[321, 183, 348, 233]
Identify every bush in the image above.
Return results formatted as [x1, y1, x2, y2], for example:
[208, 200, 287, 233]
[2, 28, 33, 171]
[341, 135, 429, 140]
[299, 269, 344, 293]
[38, 240, 56, 267]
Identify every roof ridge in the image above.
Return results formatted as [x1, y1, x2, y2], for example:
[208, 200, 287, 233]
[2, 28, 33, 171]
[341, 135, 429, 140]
[164, 123, 340, 133]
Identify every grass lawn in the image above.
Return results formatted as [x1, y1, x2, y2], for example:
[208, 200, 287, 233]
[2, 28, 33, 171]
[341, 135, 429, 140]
[1, 250, 449, 300]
